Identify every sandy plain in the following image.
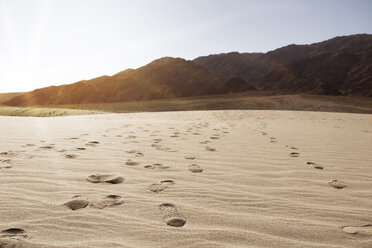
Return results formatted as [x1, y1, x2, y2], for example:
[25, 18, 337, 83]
[0, 110, 371, 247]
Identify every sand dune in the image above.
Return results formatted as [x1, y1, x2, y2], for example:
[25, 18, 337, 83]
[0, 110, 371, 247]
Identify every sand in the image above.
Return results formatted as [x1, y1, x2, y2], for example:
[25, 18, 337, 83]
[0, 110, 371, 247]
[0, 106, 103, 117]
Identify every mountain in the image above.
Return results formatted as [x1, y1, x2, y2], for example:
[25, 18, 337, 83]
[339, 44, 372, 96]
[193, 52, 266, 87]
[3, 34, 372, 106]
[216, 77, 256, 93]
[194, 34, 372, 96]
[193, 47, 313, 87]
[261, 44, 372, 96]
[4, 57, 256, 106]
[193, 44, 318, 87]
[0, 92, 23, 104]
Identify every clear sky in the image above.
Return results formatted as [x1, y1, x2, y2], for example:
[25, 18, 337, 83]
[0, 0, 371, 93]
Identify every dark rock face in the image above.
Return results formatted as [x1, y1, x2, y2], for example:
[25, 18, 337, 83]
[194, 34, 372, 97]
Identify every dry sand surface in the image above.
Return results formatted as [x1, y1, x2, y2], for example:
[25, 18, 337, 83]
[0, 106, 103, 117]
[0, 110, 371, 247]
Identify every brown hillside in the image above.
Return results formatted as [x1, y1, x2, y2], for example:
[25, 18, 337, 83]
[194, 34, 372, 95]
[0, 92, 23, 104]
[4, 34, 371, 106]
[193, 52, 265, 86]
[262, 45, 372, 96]
[216, 77, 256, 93]
[4, 58, 229, 106]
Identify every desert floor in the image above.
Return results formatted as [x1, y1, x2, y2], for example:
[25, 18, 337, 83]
[0, 110, 371, 248]
[0, 106, 103, 117]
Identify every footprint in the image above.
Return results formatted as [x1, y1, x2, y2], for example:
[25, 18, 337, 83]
[76, 147, 86, 150]
[160, 179, 175, 184]
[261, 132, 267, 136]
[0, 151, 17, 157]
[86, 141, 99, 147]
[65, 154, 77, 159]
[0, 159, 12, 169]
[152, 143, 161, 148]
[0, 165, 12, 169]
[86, 174, 124, 184]
[144, 163, 170, 170]
[342, 224, 372, 235]
[125, 160, 139, 166]
[205, 147, 216, 152]
[328, 180, 347, 189]
[289, 152, 299, 157]
[0, 228, 29, 239]
[149, 183, 168, 193]
[307, 162, 324, 170]
[159, 203, 186, 227]
[149, 180, 175, 193]
[153, 145, 173, 152]
[126, 150, 144, 157]
[39, 144, 55, 149]
[188, 164, 203, 173]
[210, 136, 219, 140]
[90, 195, 124, 209]
[200, 141, 210, 144]
[184, 156, 196, 160]
[63, 199, 89, 210]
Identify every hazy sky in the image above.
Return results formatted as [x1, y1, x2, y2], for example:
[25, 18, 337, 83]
[0, 0, 371, 93]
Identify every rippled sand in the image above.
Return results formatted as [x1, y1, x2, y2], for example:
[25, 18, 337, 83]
[0, 110, 371, 247]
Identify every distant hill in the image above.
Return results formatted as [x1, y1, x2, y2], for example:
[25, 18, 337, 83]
[261, 44, 372, 96]
[4, 58, 256, 106]
[194, 34, 372, 96]
[3, 34, 372, 106]
[193, 52, 267, 87]
[0, 92, 23, 104]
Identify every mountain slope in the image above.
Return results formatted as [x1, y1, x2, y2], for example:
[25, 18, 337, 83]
[5, 57, 250, 106]
[3, 34, 372, 106]
[193, 52, 266, 86]
[261, 42, 372, 96]
[0, 92, 23, 104]
[194, 34, 372, 95]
